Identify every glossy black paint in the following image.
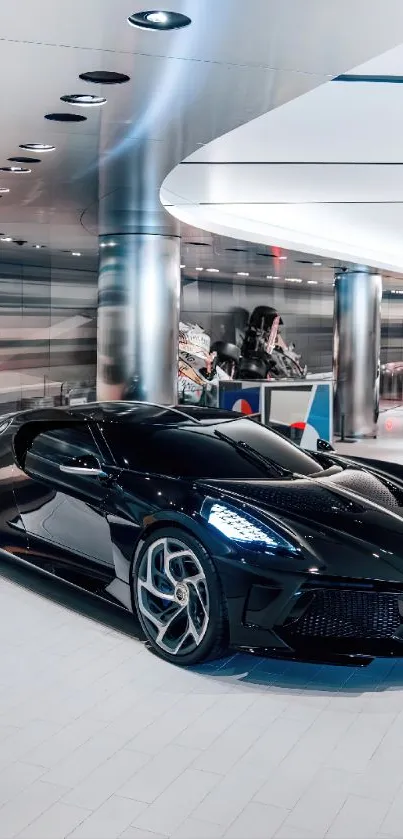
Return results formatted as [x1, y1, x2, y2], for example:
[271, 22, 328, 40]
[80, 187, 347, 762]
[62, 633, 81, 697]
[3, 401, 403, 662]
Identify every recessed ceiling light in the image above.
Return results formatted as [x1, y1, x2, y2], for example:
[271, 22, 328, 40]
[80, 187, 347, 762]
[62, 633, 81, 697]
[279, 255, 287, 261]
[195, 267, 203, 271]
[307, 280, 318, 285]
[72, 252, 81, 257]
[180, 264, 186, 269]
[79, 71, 130, 85]
[20, 143, 55, 152]
[61, 94, 106, 107]
[0, 166, 31, 173]
[206, 268, 219, 273]
[286, 277, 302, 283]
[45, 113, 87, 123]
[266, 275, 274, 279]
[0, 188, 10, 193]
[8, 156, 41, 164]
[1, 237, 12, 242]
[128, 10, 192, 30]
[313, 262, 322, 267]
[237, 272, 249, 277]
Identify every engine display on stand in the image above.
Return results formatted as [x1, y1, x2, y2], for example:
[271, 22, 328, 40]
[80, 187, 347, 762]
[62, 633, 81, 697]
[177, 307, 307, 406]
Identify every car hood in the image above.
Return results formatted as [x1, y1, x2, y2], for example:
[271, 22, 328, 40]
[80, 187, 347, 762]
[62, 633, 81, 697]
[199, 467, 403, 554]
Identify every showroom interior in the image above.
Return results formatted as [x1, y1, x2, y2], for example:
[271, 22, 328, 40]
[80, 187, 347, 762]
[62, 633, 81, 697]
[4, 2, 403, 838]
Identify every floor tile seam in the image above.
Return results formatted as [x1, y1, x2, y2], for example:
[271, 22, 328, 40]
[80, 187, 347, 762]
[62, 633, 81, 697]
[0, 777, 70, 832]
[377, 775, 403, 835]
[63, 792, 148, 838]
[223, 799, 290, 839]
[14, 801, 92, 839]
[133, 766, 232, 835]
[59, 748, 155, 806]
[0, 762, 48, 809]
[110, 689, 194, 746]
[322, 791, 384, 839]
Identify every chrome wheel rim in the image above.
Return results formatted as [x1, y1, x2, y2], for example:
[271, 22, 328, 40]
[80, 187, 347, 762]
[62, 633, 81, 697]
[137, 537, 210, 656]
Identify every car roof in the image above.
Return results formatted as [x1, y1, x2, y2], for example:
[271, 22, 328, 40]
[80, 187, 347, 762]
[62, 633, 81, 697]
[12, 401, 245, 427]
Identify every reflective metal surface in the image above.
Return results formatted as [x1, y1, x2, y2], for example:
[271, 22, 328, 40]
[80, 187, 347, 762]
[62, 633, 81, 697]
[97, 233, 180, 404]
[334, 270, 382, 438]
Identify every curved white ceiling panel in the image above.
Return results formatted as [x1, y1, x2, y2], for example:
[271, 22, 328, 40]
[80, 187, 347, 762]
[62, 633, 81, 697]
[162, 39, 403, 273]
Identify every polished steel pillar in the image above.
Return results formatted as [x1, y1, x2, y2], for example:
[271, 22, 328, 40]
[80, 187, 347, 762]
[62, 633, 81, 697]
[97, 233, 180, 404]
[333, 269, 382, 438]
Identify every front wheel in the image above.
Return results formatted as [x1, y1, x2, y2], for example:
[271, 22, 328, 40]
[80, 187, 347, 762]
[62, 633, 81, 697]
[133, 527, 227, 665]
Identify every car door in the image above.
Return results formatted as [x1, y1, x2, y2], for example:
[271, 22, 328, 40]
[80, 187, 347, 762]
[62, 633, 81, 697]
[13, 420, 115, 579]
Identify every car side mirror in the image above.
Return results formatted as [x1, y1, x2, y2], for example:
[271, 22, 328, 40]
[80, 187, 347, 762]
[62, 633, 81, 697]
[316, 438, 335, 453]
[59, 454, 106, 477]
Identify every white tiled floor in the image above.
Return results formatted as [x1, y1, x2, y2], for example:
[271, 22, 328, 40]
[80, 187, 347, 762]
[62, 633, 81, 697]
[2, 565, 403, 839]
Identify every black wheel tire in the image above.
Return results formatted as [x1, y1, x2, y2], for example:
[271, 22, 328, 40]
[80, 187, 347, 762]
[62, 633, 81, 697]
[132, 527, 228, 666]
[211, 341, 240, 363]
[238, 357, 267, 380]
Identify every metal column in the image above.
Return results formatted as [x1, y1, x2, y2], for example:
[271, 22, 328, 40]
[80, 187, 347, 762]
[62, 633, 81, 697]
[333, 269, 382, 438]
[97, 233, 180, 404]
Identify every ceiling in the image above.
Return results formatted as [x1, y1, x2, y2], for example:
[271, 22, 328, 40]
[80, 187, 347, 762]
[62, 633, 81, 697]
[2, 1, 403, 270]
[179, 227, 403, 293]
[163, 36, 403, 273]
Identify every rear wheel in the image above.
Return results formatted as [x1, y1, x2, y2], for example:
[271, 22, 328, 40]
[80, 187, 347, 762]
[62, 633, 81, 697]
[133, 527, 227, 665]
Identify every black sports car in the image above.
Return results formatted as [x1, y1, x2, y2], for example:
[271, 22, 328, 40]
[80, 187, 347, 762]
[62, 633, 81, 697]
[2, 402, 403, 666]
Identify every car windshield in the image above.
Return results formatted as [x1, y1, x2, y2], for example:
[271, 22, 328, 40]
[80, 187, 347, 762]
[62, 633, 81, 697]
[101, 417, 323, 480]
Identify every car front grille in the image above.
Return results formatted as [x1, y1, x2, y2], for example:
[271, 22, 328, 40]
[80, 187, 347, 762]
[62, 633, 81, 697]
[284, 588, 402, 641]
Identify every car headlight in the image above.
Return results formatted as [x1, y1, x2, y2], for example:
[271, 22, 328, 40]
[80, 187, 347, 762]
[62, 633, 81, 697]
[203, 500, 300, 555]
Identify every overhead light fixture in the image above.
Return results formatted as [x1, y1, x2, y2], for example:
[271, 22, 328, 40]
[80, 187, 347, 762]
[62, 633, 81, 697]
[279, 255, 287, 261]
[391, 289, 403, 295]
[237, 272, 249, 277]
[72, 252, 81, 257]
[313, 262, 322, 267]
[128, 10, 192, 30]
[286, 278, 302, 283]
[0, 166, 31, 173]
[206, 268, 219, 273]
[180, 264, 186, 269]
[8, 157, 41, 166]
[33, 244, 45, 249]
[100, 241, 116, 249]
[195, 267, 203, 271]
[20, 143, 55, 152]
[1, 237, 12, 242]
[307, 280, 318, 285]
[0, 188, 10, 193]
[45, 113, 87, 123]
[61, 94, 106, 107]
[79, 71, 130, 85]
[145, 11, 168, 23]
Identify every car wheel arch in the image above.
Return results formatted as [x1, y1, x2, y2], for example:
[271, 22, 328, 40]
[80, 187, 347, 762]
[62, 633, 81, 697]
[128, 512, 224, 600]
